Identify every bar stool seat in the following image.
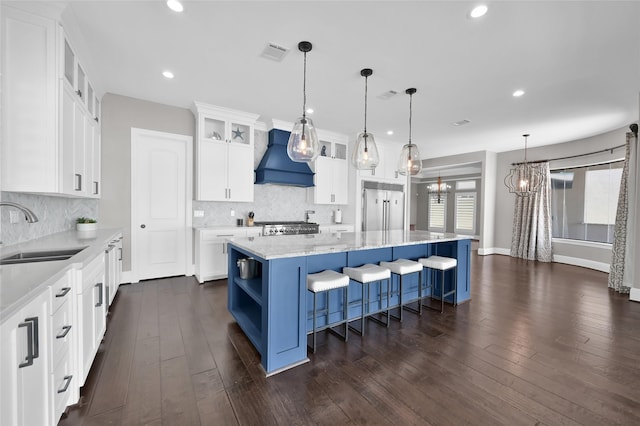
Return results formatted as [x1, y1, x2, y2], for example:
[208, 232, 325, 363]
[380, 259, 423, 321]
[343, 264, 391, 336]
[307, 270, 350, 353]
[418, 256, 457, 313]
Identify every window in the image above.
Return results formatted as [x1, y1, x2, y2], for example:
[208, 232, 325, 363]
[428, 194, 446, 231]
[455, 192, 476, 235]
[551, 161, 623, 243]
[456, 180, 476, 190]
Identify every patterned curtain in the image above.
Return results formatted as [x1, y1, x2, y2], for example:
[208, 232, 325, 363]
[510, 162, 553, 261]
[608, 132, 636, 293]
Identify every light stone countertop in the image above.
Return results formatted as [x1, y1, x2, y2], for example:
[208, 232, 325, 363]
[228, 230, 470, 260]
[0, 228, 122, 323]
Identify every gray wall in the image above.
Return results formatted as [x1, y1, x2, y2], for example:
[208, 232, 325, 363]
[493, 126, 628, 266]
[100, 93, 195, 271]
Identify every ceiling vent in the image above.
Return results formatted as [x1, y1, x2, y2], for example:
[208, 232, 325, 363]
[451, 119, 471, 127]
[377, 90, 398, 100]
[261, 43, 289, 62]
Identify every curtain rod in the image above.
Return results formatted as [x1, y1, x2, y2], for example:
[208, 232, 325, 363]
[511, 143, 626, 166]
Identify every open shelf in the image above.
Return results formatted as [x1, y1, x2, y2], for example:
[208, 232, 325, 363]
[234, 277, 262, 306]
[231, 305, 262, 353]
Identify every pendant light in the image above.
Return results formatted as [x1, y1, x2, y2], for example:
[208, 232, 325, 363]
[287, 41, 319, 162]
[397, 88, 422, 176]
[504, 134, 544, 196]
[352, 68, 380, 169]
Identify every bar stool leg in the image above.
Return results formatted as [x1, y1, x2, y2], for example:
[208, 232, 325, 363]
[386, 278, 391, 326]
[343, 286, 349, 342]
[441, 269, 445, 314]
[312, 292, 317, 353]
[399, 275, 404, 322]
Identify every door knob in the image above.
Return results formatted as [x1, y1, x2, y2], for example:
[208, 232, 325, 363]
[140, 224, 146, 228]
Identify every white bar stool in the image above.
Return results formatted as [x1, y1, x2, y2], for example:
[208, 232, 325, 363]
[342, 264, 391, 336]
[418, 256, 457, 313]
[379, 259, 424, 321]
[307, 269, 350, 353]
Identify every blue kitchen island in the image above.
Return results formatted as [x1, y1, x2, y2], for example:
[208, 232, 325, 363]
[227, 231, 471, 376]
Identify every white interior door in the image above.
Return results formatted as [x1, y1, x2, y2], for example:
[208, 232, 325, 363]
[132, 128, 192, 281]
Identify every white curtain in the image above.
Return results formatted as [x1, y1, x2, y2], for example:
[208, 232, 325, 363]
[510, 162, 553, 262]
[609, 130, 639, 293]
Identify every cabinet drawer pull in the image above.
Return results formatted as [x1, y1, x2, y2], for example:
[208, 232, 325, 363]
[74, 173, 82, 191]
[93, 181, 99, 195]
[118, 247, 122, 261]
[55, 287, 71, 298]
[76, 89, 82, 98]
[216, 234, 234, 237]
[95, 282, 103, 307]
[18, 320, 34, 368]
[94, 117, 99, 123]
[57, 375, 73, 393]
[56, 325, 72, 339]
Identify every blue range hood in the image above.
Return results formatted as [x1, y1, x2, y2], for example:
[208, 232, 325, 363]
[255, 129, 315, 187]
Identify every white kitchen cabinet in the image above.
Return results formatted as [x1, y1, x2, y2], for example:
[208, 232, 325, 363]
[191, 102, 259, 202]
[49, 272, 77, 425]
[195, 227, 258, 283]
[358, 139, 402, 182]
[319, 224, 355, 233]
[76, 254, 106, 385]
[0, 290, 50, 426]
[105, 234, 123, 306]
[1, 5, 101, 198]
[309, 137, 349, 205]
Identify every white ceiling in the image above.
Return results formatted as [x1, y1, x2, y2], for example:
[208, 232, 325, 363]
[60, 0, 639, 158]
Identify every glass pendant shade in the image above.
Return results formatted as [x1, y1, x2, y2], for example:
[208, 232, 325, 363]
[287, 116, 319, 162]
[352, 68, 380, 170]
[287, 41, 318, 163]
[352, 131, 380, 169]
[397, 143, 422, 176]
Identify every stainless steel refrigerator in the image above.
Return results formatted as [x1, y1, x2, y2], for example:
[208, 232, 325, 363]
[362, 182, 405, 231]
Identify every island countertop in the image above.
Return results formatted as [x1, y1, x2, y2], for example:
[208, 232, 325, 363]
[229, 230, 470, 260]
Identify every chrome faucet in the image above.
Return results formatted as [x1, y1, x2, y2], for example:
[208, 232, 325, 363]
[0, 202, 39, 223]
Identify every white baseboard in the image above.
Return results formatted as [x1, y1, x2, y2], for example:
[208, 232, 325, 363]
[630, 287, 640, 302]
[121, 270, 134, 284]
[552, 254, 610, 273]
[478, 247, 510, 256]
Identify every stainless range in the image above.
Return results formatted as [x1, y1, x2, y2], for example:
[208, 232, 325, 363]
[255, 221, 319, 236]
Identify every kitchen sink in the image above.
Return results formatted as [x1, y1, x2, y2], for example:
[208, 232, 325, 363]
[0, 247, 87, 265]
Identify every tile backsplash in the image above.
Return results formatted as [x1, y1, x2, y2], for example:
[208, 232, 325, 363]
[0, 192, 98, 246]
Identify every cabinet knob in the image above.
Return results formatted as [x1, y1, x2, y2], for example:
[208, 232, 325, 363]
[76, 89, 82, 97]
[94, 117, 99, 123]
[140, 224, 146, 229]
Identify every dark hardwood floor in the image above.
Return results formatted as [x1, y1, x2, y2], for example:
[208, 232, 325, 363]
[59, 253, 640, 425]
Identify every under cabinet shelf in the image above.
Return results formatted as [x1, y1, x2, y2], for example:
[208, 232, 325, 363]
[231, 306, 262, 353]
[234, 277, 262, 306]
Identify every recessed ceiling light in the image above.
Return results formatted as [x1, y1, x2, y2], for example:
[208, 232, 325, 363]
[470, 5, 488, 18]
[166, 0, 184, 13]
[306, 108, 314, 114]
[387, 130, 394, 135]
[513, 89, 525, 97]
[162, 70, 174, 79]
[451, 119, 471, 127]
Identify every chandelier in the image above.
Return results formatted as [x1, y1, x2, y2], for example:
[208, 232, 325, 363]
[427, 176, 451, 204]
[504, 134, 544, 196]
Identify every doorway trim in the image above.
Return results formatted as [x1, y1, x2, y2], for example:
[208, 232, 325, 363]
[130, 127, 193, 283]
